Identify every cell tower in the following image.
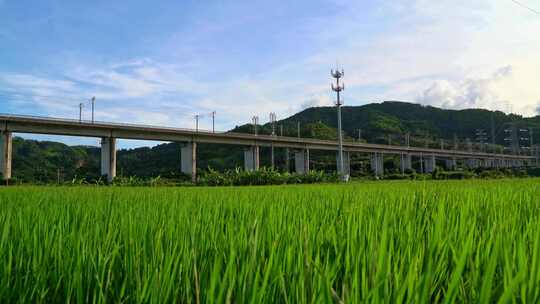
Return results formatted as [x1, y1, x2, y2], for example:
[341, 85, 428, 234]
[331, 67, 347, 181]
[519, 128, 531, 154]
[504, 123, 520, 155]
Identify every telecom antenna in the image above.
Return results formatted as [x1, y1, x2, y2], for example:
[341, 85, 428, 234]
[331, 67, 347, 181]
[519, 128, 530, 154]
[504, 123, 519, 155]
[475, 129, 488, 152]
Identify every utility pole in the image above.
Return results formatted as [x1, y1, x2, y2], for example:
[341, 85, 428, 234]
[280, 125, 283, 137]
[91, 96, 96, 123]
[297, 121, 301, 138]
[270, 112, 277, 136]
[405, 133, 410, 147]
[357, 129, 362, 142]
[252, 116, 259, 136]
[79, 103, 84, 122]
[490, 112, 496, 153]
[331, 67, 346, 181]
[530, 128, 534, 156]
[211, 111, 216, 133]
[269, 113, 277, 169]
[453, 134, 458, 150]
[195, 114, 200, 132]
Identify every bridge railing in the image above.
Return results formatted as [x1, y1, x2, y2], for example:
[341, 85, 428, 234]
[0, 113, 220, 134]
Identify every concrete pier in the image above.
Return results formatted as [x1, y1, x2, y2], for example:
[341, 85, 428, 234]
[370, 152, 384, 177]
[400, 153, 412, 173]
[343, 151, 350, 176]
[244, 146, 260, 171]
[181, 142, 197, 183]
[466, 159, 479, 169]
[424, 154, 436, 173]
[445, 158, 457, 170]
[337, 151, 351, 177]
[285, 148, 290, 172]
[101, 137, 117, 182]
[0, 131, 12, 181]
[294, 149, 310, 174]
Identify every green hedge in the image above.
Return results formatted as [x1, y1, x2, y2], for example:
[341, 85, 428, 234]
[198, 168, 339, 186]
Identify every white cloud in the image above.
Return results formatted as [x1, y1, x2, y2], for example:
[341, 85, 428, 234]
[417, 66, 514, 112]
[301, 95, 331, 109]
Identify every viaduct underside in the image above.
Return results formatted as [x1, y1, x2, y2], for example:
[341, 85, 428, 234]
[0, 114, 537, 182]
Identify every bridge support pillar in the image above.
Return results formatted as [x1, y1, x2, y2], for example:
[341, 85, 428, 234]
[285, 148, 291, 172]
[337, 151, 350, 177]
[466, 159, 479, 169]
[445, 158, 457, 170]
[244, 146, 260, 171]
[181, 142, 197, 183]
[400, 153, 412, 173]
[370, 152, 384, 177]
[0, 131, 12, 181]
[294, 149, 310, 174]
[424, 154, 436, 173]
[101, 137, 116, 182]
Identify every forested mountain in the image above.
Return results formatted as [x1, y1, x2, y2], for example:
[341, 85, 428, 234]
[8, 101, 539, 183]
[274, 101, 539, 146]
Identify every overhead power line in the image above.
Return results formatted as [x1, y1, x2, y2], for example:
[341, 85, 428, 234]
[510, 0, 540, 15]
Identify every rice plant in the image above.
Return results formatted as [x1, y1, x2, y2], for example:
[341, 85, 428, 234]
[0, 179, 539, 303]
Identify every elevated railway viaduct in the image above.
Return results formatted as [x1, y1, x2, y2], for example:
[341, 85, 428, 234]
[0, 114, 537, 182]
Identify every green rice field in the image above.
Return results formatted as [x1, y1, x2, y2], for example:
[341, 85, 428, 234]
[0, 179, 539, 303]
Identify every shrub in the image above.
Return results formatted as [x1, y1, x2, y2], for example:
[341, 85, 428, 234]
[198, 167, 338, 186]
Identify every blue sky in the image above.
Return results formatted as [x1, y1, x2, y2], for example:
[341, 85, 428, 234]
[1, 0, 540, 147]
